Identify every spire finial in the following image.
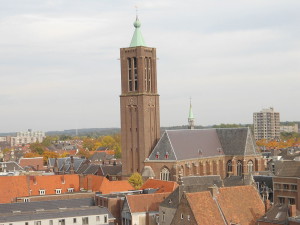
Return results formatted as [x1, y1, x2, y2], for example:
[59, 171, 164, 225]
[130, 7, 146, 47]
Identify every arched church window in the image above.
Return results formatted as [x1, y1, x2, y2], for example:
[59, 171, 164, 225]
[160, 167, 170, 181]
[247, 160, 254, 173]
[237, 160, 243, 176]
[226, 160, 232, 177]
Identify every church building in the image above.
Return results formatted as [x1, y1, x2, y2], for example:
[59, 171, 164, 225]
[120, 17, 265, 180]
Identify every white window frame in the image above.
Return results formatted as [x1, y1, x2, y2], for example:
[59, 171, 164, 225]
[39, 190, 45, 195]
[67, 188, 74, 193]
[55, 189, 62, 194]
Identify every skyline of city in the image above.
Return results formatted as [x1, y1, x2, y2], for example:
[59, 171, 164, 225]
[0, 0, 299, 133]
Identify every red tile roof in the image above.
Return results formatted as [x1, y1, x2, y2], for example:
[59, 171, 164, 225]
[0, 174, 80, 203]
[19, 157, 45, 170]
[127, 192, 170, 213]
[217, 185, 265, 225]
[186, 191, 225, 225]
[83, 175, 134, 194]
[141, 179, 178, 193]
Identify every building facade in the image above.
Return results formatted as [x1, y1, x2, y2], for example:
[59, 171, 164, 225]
[11, 129, 45, 146]
[120, 17, 160, 176]
[253, 107, 280, 141]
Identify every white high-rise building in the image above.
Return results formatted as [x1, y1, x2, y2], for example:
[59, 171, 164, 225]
[10, 129, 45, 146]
[253, 107, 280, 141]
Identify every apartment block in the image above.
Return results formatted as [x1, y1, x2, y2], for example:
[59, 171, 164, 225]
[253, 107, 280, 140]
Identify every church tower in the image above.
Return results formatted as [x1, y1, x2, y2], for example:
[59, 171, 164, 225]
[120, 17, 160, 176]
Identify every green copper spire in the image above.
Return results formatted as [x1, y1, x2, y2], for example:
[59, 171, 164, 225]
[188, 99, 194, 119]
[130, 16, 146, 47]
[188, 98, 195, 129]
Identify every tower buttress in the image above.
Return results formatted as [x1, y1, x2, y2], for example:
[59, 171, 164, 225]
[120, 17, 160, 176]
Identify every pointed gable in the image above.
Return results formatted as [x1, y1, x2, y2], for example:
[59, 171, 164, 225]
[216, 128, 248, 156]
[244, 128, 259, 156]
[148, 131, 176, 160]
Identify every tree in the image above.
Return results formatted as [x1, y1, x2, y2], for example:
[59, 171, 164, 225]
[128, 172, 143, 189]
[43, 151, 59, 164]
[30, 143, 45, 155]
[77, 149, 90, 159]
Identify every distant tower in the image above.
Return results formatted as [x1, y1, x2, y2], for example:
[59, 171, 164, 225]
[188, 99, 195, 129]
[120, 16, 160, 176]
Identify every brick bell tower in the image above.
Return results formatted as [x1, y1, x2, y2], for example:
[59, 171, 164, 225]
[120, 16, 160, 176]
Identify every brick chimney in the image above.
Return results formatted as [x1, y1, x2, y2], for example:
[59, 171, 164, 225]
[208, 185, 219, 198]
[289, 204, 297, 217]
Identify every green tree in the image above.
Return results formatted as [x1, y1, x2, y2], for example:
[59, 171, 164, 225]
[30, 143, 45, 155]
[128, 172, 143, 189]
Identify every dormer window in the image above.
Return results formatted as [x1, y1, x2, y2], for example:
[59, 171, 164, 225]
[39, 190, 45, 195]
[156, 152, 160, 159]
[198, 149, 202, 156]
[55, 189, 62, 194]
[165, 152, 169, 159]
[67, 188, 74, 193]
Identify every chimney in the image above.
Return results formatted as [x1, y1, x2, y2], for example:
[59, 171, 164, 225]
[70, 156, 75, 174]
[289, 204, 297, 217]
[208, 185, 219, 198]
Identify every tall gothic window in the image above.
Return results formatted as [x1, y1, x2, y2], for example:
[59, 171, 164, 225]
[127, 58, 132, 91]
[247, 160, 254, 173]
[227, 160, 232, 177]
[133, 57, 138, 91]
[237, 160, 243, 176]
[160, 167, 170, 181]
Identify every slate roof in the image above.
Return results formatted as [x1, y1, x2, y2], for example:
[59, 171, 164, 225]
[148, 128, 259, 161]
[0, 206, 113, 223]
[0, 161, 23, 172]
[0, 198, 95, 213]
[223, 174, 254, 187]
[257, 204, 289, 224]
[126, 192, 170, 213]
[275, 161, 300, 177]
[100, 165, 122, 176]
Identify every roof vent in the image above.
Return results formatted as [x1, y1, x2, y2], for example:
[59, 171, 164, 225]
[12, 210, 21, 213]
[35, 209, 44, 212]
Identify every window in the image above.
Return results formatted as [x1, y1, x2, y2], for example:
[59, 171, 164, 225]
[289, 198, 296, 205]
[23, 198, 30, 202]
[181, 213, 183, 220]
[279, 197, 285, 204]
[68, 188, 74, 193]
[55, 189, 62, 194]
[73, 218, 77, 223]
[226, 160, 232, 176]
[283, 184, 289, 190]
[25, 223, 29, 225]
[128, 58, 132, 91]
[35, 222, 41, 225]
[82, 217, 89, 225]
[160, 167, 170, 181]
[39, 190, 45, 195]
[133, 57, 138, 91]
[162, 212, 165, 222]
[104, 215, 108, 223]
[58, 219, 65, 225]
[247, 160, 253, 173]
[96, 216, 100, 222]
[237, 160, 243, 176]
[49, 220, 53, 225]
[274, 183, 281, 190]
[291, 185, 297, 190]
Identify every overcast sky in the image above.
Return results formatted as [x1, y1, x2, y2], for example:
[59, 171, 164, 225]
[0, 0, 299, 133]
